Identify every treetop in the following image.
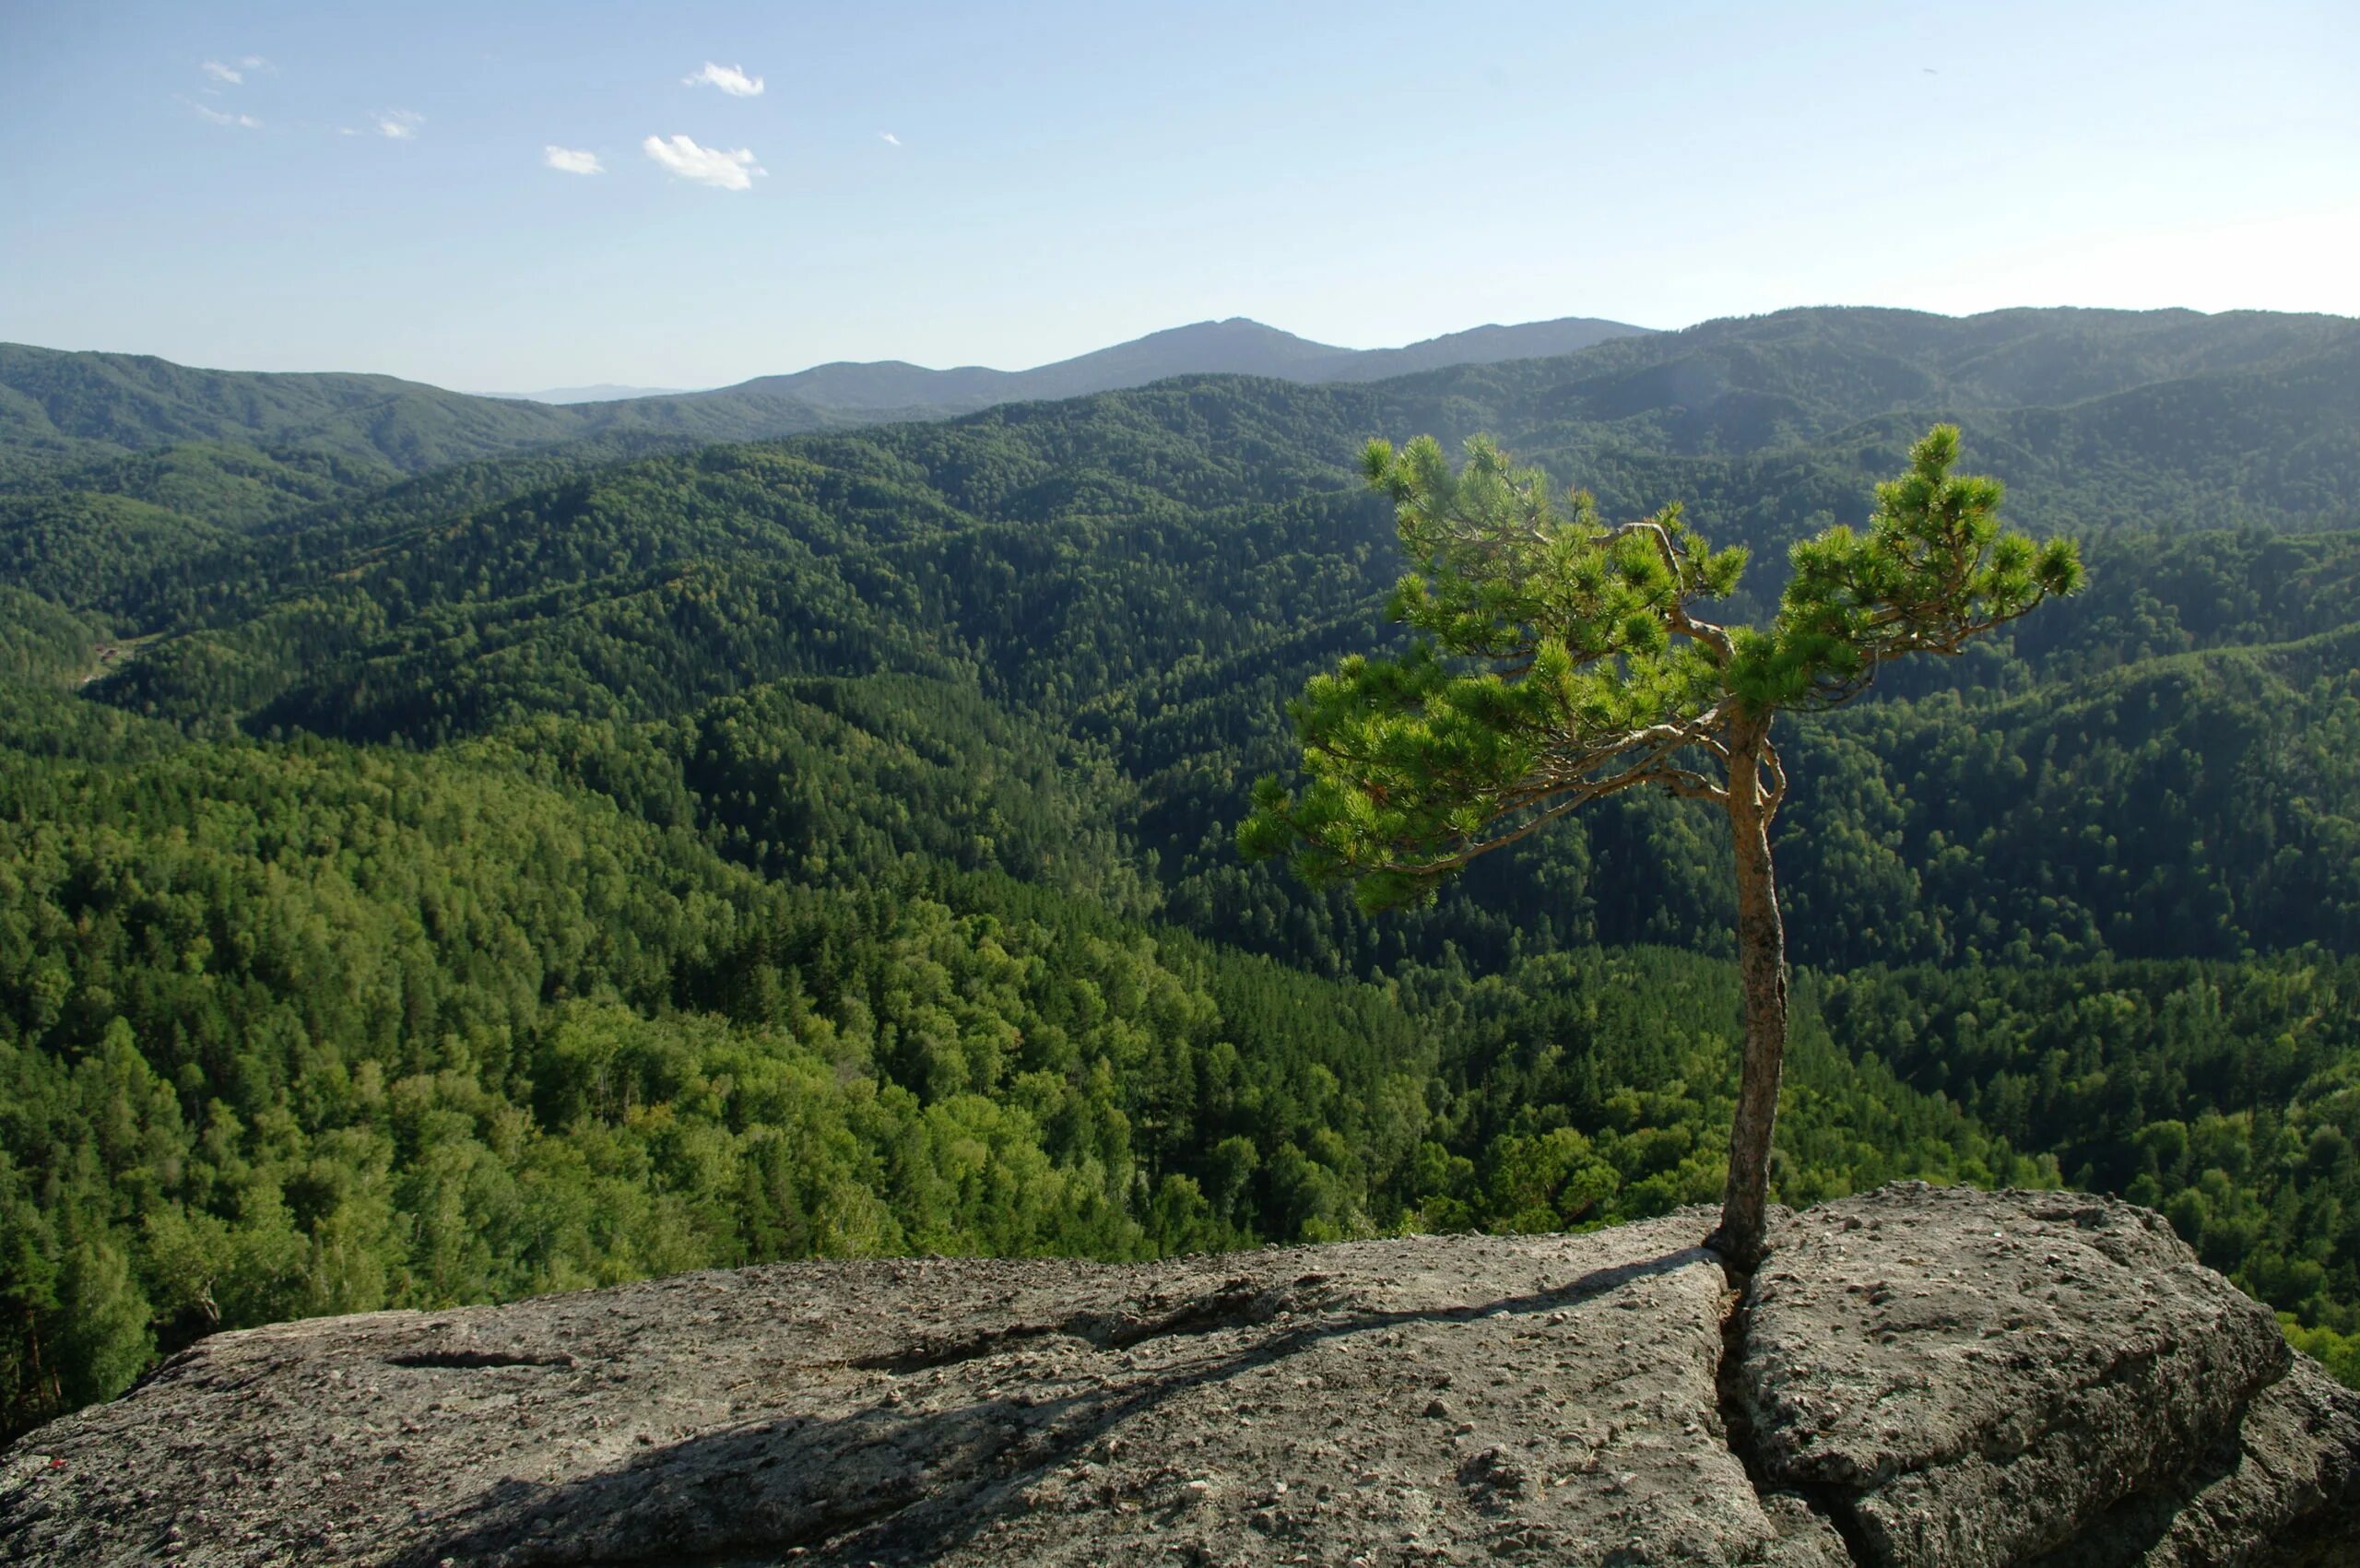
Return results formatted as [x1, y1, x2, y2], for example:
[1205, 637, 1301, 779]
[1745, 425, 2085, 713]
[1241, 424, 2083, 910]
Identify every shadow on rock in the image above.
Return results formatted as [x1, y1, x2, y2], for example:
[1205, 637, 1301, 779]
[397, 1247, 1712, 1568]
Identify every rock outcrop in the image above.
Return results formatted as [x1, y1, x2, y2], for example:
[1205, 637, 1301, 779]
[3, 1185, 2354, 1566]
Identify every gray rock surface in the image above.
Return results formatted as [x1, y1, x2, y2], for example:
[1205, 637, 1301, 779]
[2, 1185, 2353, 1567]
[1740, 1185, 2346, 1566]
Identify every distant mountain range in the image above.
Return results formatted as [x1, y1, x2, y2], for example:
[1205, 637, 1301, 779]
[0, 314, 1651, 477]
[715, 315, 1652, 415]
[9, 308, 2354, 525]
[488, 384, 695, 405]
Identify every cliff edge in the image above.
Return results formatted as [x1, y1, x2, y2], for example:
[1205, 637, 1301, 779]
[3, 1185, 2354, 1566]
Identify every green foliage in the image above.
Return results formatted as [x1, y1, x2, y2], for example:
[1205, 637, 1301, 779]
[2283, 1317, 2360, 1388]
[1755, 425, 2083, 710]
[0, 690, 1433, 1437]
[1240, 422, 2075, 1259]
[1821, 959, 2360, 1337]
[1239, 432, 1741, 909]
[0, 490, 234, 609]
[1399, 947, 2056, 1233]
[0, 589, 105, 688]
[5, 305, 2360, 1431]
[1240, 425, 2075, 917]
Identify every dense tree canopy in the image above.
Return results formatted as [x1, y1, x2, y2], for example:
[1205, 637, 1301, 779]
[2, 304, 2356, 1435]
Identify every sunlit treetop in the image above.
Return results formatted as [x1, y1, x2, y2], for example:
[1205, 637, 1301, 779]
[1741, 423, 2084, 712]
[1240, 424, 2083, 912]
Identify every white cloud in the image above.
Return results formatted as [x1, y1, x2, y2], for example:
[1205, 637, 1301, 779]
[187, 100, 262, 128]
[879, 131, 901, 147]
[201, 55, 269, 83]
[683, 61, 763, 97]
[374, 110, 423, 140]
[643, 134, 763, 191]
[544, 145, 604, 175]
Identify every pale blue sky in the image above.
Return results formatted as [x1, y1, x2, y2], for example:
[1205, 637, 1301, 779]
[3, 0, 2354, 391]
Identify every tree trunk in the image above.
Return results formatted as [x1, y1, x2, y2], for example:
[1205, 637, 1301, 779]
[1709, 721, 1788, 1270]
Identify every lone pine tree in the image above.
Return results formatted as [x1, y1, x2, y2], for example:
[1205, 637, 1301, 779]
[1240, 425, 2082, 1267]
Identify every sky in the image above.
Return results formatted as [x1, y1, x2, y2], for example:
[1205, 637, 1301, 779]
[3, 0, 2355, 393]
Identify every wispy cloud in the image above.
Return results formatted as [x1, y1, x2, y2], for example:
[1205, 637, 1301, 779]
[544, 146, 604, 175]
[186, 99, 262, 128]
[643, 134, 763, 191]
[373, 110, 424, 140]
[683, 61, 763, 97]
[199, 54, 270, 84]
[879, 131, 902, 147]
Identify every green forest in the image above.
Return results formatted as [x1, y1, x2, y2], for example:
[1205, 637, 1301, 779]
[4, 304, 2359, 1440]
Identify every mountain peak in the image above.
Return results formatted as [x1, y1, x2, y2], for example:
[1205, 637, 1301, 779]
[702, 313, 1649, 413]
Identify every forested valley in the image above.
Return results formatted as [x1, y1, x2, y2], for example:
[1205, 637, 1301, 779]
[5, 303, 2359, 1441]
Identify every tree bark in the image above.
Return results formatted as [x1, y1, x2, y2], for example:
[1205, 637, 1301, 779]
[1709, 720, 1788, 1271]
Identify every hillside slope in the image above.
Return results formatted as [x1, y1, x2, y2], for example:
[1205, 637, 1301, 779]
[24, 304, 2350, 490]
[0, 313, 1643, 478]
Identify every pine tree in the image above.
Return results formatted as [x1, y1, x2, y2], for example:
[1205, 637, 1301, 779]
[1240, 425, 2083, 1266]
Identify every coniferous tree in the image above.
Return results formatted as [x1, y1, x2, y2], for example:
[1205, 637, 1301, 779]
[1241, 425, 2083, 1265]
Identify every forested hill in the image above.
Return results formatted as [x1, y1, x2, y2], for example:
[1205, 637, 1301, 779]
[7, 303, 2350, 492]
[5, 302, 2360, 1442]
[0, 343, 856, 480]
[13, 304, 2359, 652]
[0, 314, 1646, 480]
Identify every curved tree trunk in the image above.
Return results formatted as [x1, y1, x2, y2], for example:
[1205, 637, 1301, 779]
[1709, 721, 1788, 1270]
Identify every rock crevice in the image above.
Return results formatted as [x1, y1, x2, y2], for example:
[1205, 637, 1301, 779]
[1715, 1268, 1874, 1568]
[4, 1185, 2354, 1566]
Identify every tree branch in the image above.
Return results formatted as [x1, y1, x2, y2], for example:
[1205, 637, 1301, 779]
[1607, 519, 1735, 666]
[1362, 720, 1727, 878]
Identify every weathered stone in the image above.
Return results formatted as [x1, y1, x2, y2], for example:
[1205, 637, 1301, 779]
[1741, 1184, 2353, 1565]
[2, 1185, 2353, 1567]
[2, 1214, 1801, 1567]
[2025, 1358, 2360, 1568]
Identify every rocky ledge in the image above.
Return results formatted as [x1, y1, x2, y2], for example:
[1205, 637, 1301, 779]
[3, 1185, 2355, 1567]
